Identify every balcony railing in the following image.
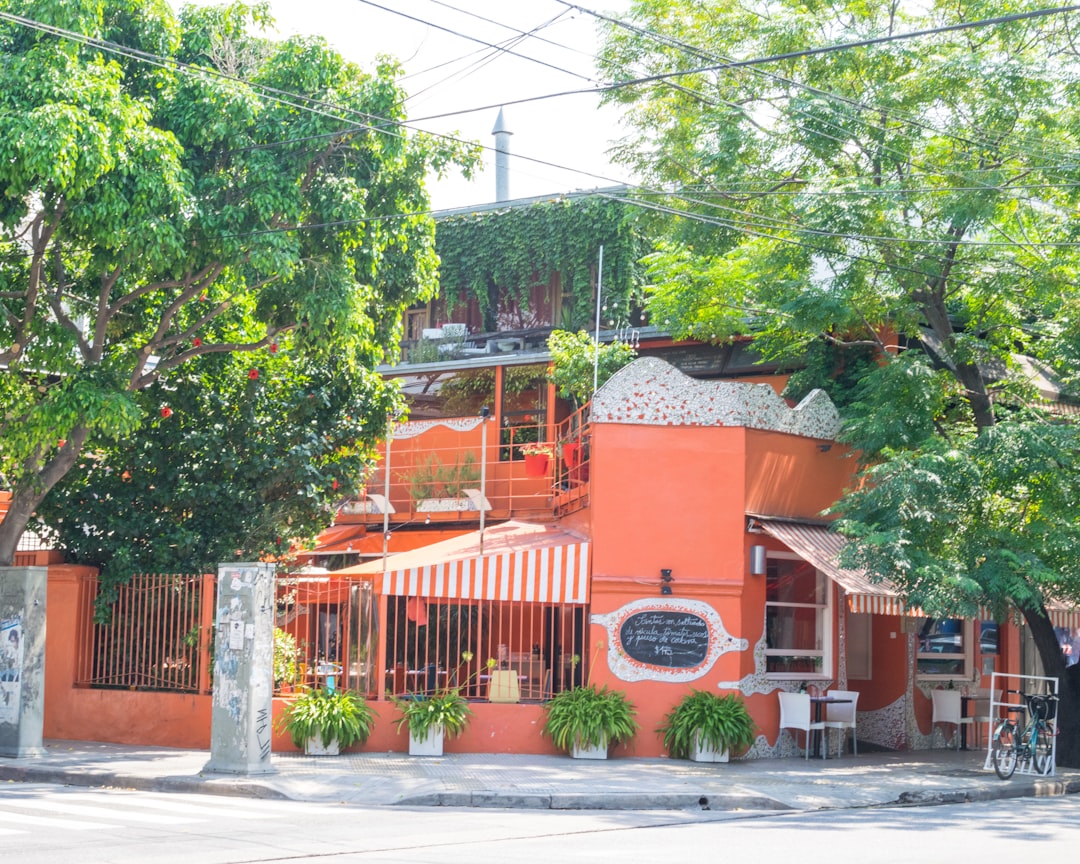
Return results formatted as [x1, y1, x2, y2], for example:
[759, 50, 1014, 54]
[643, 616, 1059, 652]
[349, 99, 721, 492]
[349, 409, 591, 525]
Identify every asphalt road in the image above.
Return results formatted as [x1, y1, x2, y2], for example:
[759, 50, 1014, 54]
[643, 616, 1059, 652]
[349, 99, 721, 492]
[1, 783, 1076, 862]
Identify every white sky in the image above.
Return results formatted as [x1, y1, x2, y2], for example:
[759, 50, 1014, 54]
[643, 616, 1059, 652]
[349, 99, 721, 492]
[175, 0, 637, 210]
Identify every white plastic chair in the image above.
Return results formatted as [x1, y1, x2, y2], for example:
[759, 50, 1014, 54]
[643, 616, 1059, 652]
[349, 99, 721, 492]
[823, 689, 859, 757]
[779, 691, 827, 760]
[931, 689, 973, 750]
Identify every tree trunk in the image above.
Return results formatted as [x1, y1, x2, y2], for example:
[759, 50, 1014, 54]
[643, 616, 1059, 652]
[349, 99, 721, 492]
[1021, 602, 1080, 768]
[0, 426, 89, 566]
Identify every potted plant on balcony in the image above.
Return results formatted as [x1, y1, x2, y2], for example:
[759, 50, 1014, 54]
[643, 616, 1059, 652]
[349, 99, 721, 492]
[521, 442, 554, 477]
[542, 683, 639, 759]
[658, 690, 756, 763]
[393, 687, 474, 756]
[277, 687, 376, 756]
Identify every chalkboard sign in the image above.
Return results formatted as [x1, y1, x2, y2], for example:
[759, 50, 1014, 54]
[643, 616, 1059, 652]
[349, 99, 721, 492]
[618, 610, 710, 669]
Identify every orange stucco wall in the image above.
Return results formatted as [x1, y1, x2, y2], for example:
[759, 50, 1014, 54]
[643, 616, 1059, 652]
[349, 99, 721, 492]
[43, 565, 214, 747]
[585, 419, 862, 757]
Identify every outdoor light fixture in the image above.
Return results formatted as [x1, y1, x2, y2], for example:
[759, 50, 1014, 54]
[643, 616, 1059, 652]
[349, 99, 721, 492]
[750, 545, 768, 576]
[660, 568, 673, 595]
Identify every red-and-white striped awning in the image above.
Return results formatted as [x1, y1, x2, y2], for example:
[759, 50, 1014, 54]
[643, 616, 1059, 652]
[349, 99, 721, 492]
[753, 517, 1080, 624]
[1049, 603, 1080, 630]
[337, 521, 590, 604]
[754, 518, 910, 616]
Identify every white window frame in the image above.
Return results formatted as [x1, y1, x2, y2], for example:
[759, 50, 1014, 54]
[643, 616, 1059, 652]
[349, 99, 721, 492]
[915, 617, 974, 682]
[764, 551, 833, 682]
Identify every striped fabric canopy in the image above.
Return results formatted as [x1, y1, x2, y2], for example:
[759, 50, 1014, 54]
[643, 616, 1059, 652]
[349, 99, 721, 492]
[338, 521, 590, 605]
[754, 518, 909, 616]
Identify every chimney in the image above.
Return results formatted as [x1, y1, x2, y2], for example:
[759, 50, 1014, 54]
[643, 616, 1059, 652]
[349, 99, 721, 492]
[492, 107, 512, 202]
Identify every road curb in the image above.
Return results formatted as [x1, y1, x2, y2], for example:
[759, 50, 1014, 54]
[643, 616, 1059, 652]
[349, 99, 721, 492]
[394, 790, 793, 811]
[0, 765, 288, 800]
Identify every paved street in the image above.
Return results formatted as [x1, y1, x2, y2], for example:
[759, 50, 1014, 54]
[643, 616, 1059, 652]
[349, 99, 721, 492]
[2, 784, 1077, 862]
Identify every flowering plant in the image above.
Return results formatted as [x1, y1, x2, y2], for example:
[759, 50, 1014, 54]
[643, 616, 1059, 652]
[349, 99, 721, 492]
[521, 442, 554, 458]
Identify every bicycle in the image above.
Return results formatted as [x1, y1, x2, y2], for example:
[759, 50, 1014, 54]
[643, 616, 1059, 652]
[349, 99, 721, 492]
[991, 690, 1058, 779]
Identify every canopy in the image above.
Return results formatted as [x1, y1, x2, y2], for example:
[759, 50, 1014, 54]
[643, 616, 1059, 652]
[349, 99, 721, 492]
[337, 521, 591, 604]
[753, 517, 909, 615]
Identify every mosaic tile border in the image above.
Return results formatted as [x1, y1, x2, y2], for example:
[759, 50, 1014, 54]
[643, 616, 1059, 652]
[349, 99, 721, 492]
[592, 357, 841, 440]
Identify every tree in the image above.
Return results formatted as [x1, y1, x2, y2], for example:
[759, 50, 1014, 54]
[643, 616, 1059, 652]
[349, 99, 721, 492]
[0, 0, 476, 566]
[599, 0, 1080, 763]
[35, 347, 393, 602]
[547, 329, 636, 410]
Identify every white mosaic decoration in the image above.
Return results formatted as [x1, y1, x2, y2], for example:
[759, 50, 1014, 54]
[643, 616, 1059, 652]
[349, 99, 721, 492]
[592, 357, 842, 440]
[592, 598, 747, 683]
[392, 417, 484, 440]
[856, 696, 908, 751]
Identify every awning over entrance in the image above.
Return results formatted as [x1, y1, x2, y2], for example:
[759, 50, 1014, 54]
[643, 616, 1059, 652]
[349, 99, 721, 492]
[337, 521, 590, 604]
[753, 518, 908, 615]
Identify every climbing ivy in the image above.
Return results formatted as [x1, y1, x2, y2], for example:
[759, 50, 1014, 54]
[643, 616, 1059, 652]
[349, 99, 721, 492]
[434, 196, 654, 330]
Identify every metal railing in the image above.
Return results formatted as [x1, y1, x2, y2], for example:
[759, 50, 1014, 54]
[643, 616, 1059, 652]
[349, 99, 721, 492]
[76, 573, 214, 693]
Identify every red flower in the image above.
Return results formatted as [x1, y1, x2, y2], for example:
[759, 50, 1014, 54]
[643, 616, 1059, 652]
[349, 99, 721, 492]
[269, 342, 278, 354]
[160, 406, 173, 419]
[248, 368, 259, 380]
[332, 479, 339, 491]
[192, 337, 202, 347]
[57, 439, 66, 448]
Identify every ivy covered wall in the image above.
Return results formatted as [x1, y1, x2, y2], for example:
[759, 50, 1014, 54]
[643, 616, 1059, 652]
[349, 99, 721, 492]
[433, 195, 654, 332]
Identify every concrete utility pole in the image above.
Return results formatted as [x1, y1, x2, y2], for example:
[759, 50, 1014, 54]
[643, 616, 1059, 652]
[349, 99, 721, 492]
[204, 562, 276, 776]
[493, 107, 512, 203]
[0, 566, 47, 757]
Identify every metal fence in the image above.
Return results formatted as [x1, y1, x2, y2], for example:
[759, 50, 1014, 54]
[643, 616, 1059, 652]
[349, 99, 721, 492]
[75, 572, 214, 693]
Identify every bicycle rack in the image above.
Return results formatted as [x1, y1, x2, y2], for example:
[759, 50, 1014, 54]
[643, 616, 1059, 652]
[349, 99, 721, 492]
[982, 671, 1059, 777]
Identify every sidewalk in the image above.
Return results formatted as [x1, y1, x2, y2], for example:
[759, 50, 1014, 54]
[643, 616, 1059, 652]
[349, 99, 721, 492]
[1, 741, 1078, 812]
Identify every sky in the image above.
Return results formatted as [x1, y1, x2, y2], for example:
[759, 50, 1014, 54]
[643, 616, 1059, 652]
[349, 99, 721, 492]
[176, 0, 638, 211]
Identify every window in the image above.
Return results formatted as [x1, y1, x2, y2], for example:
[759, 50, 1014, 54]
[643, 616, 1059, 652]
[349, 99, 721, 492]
[916, 618, 971, 678]
[765, 556, 831, 677]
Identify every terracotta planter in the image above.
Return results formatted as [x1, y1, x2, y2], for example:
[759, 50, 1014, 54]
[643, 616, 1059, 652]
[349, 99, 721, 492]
[561, 442, 581, 468]
[523, 453, 550, 477]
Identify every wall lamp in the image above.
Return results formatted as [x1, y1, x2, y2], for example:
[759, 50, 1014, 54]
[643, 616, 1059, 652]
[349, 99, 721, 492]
[750, 545, 768, 576]
[660, 568, 673, 595]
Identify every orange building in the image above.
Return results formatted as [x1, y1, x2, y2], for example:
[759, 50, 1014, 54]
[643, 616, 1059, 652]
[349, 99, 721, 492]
[34, 355, 1075, 757]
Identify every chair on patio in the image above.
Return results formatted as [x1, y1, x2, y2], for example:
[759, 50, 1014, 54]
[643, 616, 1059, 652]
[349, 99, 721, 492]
[931, 689, 972, 750]
[823, 689, 859, 757]
[971, 688, 1001, 747]
[779, 691, 827, 760]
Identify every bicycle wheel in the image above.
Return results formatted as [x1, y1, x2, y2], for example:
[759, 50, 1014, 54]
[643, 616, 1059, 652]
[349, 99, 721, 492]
[1034, 726, 1054, 775]
[993, 723, 1018, 779]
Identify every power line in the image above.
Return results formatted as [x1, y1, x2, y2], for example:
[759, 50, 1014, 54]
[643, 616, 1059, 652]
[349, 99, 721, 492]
[349, 0, 596, 83]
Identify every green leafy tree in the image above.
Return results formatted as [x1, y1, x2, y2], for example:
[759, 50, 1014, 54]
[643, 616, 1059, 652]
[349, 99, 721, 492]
[35, 347, 393, 599]
[547, 329, 636, 409]
[599, 0, 1080, 763]
[0, 0, 476, 566]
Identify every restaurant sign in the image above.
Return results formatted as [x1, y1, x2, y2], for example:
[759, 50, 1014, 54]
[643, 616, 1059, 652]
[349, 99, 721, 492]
[592, 598, 747, 683]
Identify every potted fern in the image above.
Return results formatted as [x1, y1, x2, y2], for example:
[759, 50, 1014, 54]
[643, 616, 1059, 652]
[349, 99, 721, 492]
[278, 687, 376, 756]
[393, 687, 473, 756]
[542, 684, 638, 759]
[658, 690, 756, 763]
